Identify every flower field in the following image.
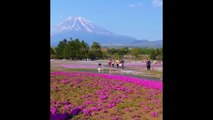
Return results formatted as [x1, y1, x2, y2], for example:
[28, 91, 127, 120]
[51, 71, 162, 120]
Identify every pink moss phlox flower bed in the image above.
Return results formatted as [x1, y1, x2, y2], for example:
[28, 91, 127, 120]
[51, 71, 162, 120]
[51, 71, 162, 90]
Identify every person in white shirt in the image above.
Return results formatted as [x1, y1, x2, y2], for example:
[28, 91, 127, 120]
[97, 63, 102, 73]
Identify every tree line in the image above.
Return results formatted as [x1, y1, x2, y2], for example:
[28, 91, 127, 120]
[50, 38, 162, 60]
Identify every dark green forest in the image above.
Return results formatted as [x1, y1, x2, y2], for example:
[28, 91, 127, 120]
[51, 38, 162, 60]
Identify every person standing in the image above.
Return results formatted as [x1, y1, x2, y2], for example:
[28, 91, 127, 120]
[97, 63, 102, 73]
[146, 59, 151, 70]
[121, 60, 124, 68]
[108, 59, 112, 67]
[112, 60, 115, 68]
[115, 59, 120, 68]
[154, 60, 157, 65]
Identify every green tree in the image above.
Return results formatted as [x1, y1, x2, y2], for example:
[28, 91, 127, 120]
[56, 38, 91, 60]
[111, 53, 122, 59]
[73, 39, 82, 59]
[63, 41, 73, 59]
[50, 47, 56, 59]
[156, 48, 163, 60]
[79, 40, 89, 59]
[63, 39, 81, 59]
[118, 47, 129, 55]
[108, 48, 117, 54]
[89, 42, 103, 60]
[50, 47, 54, 54]
[130, 48, 142, 58]
[55, 39, 68, 59]
[102, 51, 110, 59]
[150, 49, 157, 60]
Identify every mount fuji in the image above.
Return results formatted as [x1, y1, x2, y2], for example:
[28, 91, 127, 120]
[51, 16, 162, 48]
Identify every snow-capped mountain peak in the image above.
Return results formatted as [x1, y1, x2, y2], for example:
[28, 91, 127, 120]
[52, 16, 113, 35]
[51, 16, 162, 48]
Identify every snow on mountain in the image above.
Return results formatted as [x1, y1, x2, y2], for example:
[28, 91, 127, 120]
[52, 16, 114, 35]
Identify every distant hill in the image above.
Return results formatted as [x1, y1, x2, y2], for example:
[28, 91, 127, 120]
[129, 40, 162, 48]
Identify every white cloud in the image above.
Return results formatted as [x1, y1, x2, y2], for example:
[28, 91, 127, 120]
[152, 0, 162, 7]
[128, 2, 143, 8]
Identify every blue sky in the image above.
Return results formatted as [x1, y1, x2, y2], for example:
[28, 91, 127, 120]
[51, 0, 162, 41]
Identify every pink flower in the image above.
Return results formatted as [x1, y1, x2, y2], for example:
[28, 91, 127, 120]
[108, 103, 115, 108]
[50, 106, 58, 114]
[77, 105, 84, 109]
[144, 107, 153, 111]
[151, 112, 159, 117]
[100, 95, 107, 100]
[82, 109, 91, 116]
[113, 116, 118, 120]
[122, 95, 127, 98]
[90, 107, 99, 111]
[83, 100, 92, 105]
[124, 107, 129, 111]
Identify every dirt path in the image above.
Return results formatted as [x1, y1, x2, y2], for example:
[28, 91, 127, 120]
[51, 60, 163, 81]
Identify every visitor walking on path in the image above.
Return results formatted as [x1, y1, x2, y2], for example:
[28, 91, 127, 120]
[97, 63, 102, 73]
[108, 59, 112, 67]
[154, 60, 157, 65]
[116, 59, 120, 68]
[121, 60, 124, 68]
[112, 60, 115, 68]
[146, 59, 151, 70]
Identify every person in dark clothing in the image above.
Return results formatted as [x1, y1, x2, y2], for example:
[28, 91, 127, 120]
[121, 60, 124, 68]
[146, 59, 151, 70]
